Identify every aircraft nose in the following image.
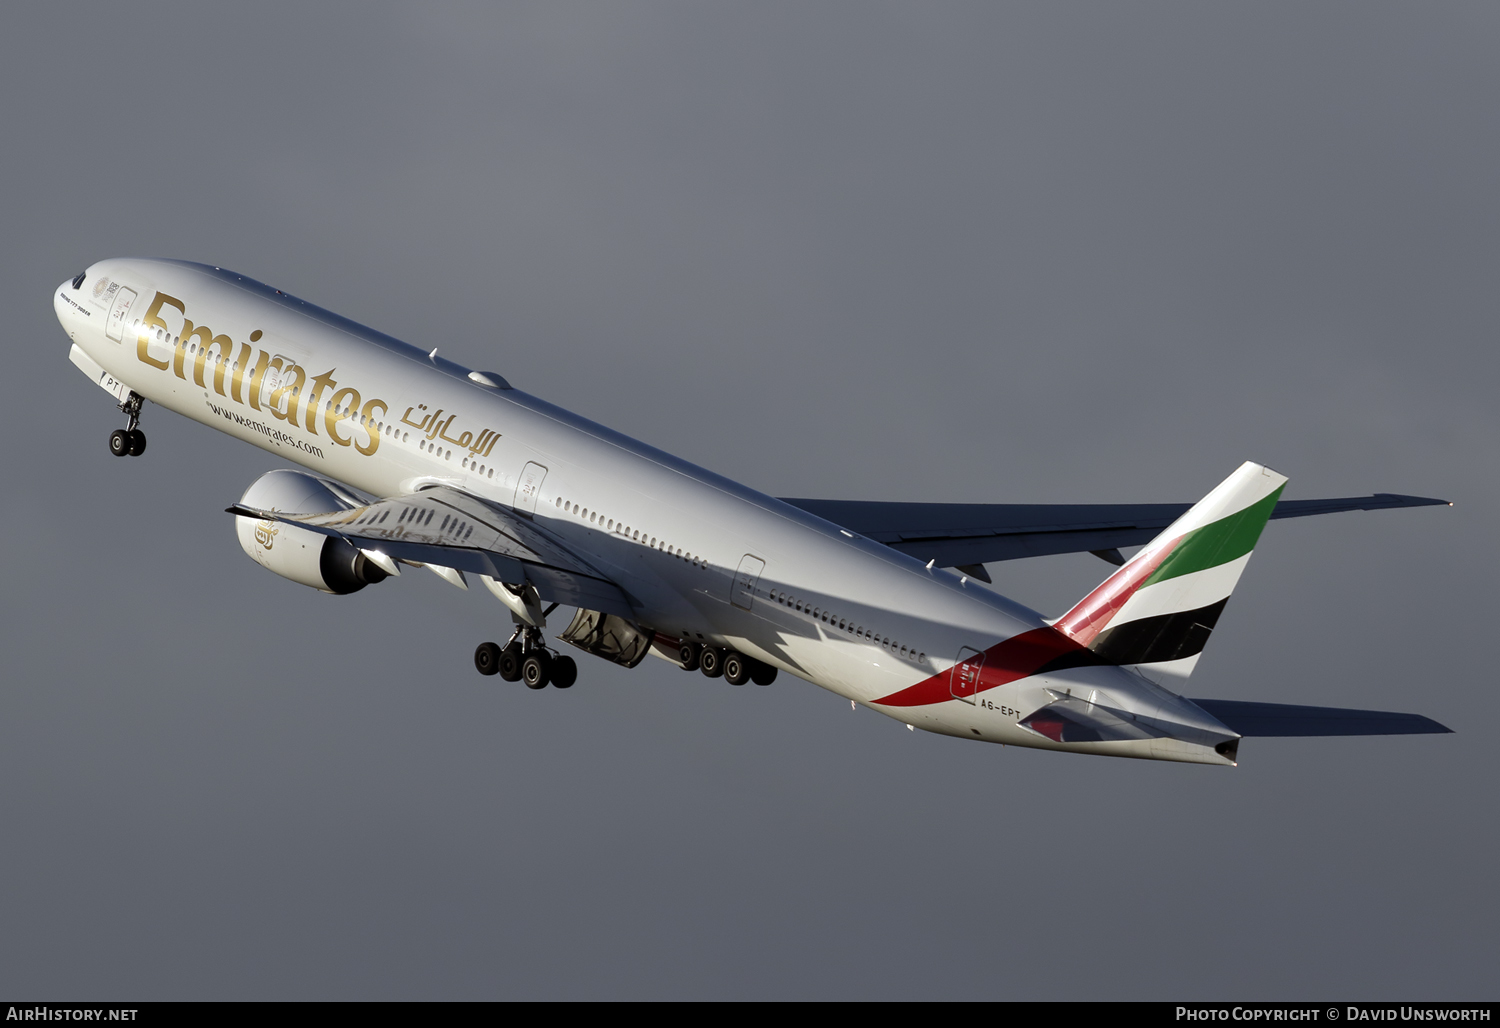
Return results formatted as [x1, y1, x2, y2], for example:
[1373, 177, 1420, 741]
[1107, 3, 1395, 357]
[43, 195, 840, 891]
[54, 270, 91, 332]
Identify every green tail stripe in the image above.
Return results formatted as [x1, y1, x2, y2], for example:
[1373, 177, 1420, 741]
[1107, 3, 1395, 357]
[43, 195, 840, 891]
[1142, 485, 1285, 588]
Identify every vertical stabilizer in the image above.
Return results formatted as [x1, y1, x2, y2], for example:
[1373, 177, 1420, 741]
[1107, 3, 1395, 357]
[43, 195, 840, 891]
[1053, 462, 1287, 686]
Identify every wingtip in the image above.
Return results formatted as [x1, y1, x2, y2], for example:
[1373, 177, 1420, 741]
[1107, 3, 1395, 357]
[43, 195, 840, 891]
[1372, 493, 1452, 509]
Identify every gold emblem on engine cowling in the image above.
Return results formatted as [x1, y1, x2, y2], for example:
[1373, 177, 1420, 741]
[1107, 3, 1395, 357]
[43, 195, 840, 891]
[254, 520, 279, 550]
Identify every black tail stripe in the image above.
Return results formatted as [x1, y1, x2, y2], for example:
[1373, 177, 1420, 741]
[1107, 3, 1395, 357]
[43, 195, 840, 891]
[1088, 598, 1229, 666]
[1034, 647, 1109, 676]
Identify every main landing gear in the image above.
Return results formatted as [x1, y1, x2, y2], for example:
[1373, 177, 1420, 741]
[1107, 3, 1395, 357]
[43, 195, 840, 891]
[677, 642, 777, 687]
[475, 627, 578, 690]
[108, 394, 147, 458]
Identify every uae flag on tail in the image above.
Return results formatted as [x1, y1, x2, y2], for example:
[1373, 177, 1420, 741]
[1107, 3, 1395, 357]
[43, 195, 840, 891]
[1053, 461, 1287, 686]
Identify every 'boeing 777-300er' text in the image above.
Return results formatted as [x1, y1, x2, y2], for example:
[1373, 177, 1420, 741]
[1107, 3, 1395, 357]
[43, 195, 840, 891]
[55, 259, 1453, 765]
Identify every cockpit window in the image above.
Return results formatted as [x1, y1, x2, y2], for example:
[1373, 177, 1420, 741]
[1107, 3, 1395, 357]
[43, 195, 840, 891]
[71, 272, 86, 290]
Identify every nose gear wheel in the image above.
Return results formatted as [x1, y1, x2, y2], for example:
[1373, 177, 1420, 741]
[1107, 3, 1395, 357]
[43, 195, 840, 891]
[109, 394, 147, 457]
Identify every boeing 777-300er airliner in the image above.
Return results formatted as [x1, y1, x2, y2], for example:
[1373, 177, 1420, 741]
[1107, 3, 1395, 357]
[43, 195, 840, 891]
[54, 259, 1453, 765]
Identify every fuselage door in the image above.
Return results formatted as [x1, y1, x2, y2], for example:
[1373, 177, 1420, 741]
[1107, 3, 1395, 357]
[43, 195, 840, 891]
[514, 461, 548, 516]
[950, 646, 985, 704]
[732, 554, 765, 611]
[104, 287, 138, 343]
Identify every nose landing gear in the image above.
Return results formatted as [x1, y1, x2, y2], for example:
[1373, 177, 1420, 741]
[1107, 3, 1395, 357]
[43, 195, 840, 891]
[475, 627, 578, 689]
[109, 428, 146, 457]
[108, 394, 147, 458]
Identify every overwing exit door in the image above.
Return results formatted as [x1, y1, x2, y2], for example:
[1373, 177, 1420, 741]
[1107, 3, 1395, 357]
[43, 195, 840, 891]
[731, 554, 764, 611]
[514, 462, 547, 516]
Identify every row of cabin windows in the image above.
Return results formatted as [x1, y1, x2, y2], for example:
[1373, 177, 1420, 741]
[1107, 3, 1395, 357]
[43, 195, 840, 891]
[140, 321, 501, 478]
[770, 590, 927, 665]
[418, 439, 451, 461]
[547, 491, 926, 663]
[553, 497, 706, 569]
[461, 455, 496, 480]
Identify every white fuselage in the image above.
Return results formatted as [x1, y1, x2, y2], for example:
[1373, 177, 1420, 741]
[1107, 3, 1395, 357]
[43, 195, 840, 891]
[55, 258, 1231, 763]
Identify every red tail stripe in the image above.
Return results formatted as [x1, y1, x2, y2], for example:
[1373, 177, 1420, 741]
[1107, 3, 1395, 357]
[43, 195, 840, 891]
[872, 626, 1086, 707]
[1053, 536, 1180, 646]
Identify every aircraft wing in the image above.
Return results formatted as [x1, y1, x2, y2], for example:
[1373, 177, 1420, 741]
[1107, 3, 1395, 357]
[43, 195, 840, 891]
[779, 493, 1450, 571]
[1190, 699, 1452, 737]
[229, 486, 636, 618]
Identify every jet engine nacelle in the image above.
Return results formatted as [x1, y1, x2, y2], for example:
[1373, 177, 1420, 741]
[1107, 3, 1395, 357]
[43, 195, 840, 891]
[234, 469, 389, 594]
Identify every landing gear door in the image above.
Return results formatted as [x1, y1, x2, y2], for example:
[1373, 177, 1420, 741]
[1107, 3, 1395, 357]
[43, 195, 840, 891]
[731, 554, 764, 611]
[950, 646, 985, 705]
[513, 461, 548, 516]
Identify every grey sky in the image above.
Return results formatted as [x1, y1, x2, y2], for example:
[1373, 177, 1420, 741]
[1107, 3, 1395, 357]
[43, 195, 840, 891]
[1, 3, 1494, 999]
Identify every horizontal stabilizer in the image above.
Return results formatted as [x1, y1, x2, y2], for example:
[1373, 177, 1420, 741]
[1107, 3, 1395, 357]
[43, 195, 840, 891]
[780, 492, 1450, 568]
[1189, 699, 1452, 737]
